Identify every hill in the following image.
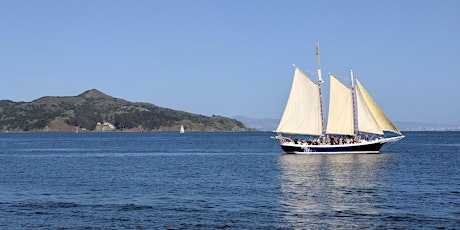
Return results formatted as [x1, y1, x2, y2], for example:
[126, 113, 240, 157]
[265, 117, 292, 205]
[0, 89, 249, 132]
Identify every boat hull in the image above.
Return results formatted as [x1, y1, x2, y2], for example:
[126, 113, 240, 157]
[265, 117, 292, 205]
[281, 142, 383, 154]
[278, 136, 403, 154]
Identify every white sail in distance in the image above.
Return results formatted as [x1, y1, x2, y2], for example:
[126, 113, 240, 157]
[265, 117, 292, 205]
[326, 75, 355, 135]
[276, 67, 323, 135]
[355, 80, 402, 135]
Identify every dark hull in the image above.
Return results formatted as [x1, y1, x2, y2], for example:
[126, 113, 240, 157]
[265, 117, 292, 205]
[280, 141, 385, 154]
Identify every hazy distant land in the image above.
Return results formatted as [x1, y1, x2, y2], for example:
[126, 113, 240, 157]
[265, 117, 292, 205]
[233, 116, 460, 132]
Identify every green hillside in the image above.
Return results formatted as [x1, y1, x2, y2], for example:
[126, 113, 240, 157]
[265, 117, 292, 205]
[0, 89, 249, 132]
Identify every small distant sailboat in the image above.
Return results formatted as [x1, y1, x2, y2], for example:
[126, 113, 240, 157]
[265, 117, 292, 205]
[275, 42, 404, 154]
[180, 125, 185, 134]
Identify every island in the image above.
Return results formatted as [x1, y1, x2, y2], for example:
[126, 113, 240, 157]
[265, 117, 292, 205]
[0, 89, 250, 132]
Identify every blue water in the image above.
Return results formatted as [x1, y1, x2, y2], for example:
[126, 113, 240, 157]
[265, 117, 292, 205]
[0, 131, 459, 229]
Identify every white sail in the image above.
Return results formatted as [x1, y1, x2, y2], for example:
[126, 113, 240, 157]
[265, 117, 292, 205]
[276, 67, 323, 135]
[326, 75, 355, 135]
[180, 125, 185, 133]
[355, 80, 401, 135]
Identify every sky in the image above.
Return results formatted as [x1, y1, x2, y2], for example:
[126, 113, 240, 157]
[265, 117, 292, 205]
[1, 0, 459, 124]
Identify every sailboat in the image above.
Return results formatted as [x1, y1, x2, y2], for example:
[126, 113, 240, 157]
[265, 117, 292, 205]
[275, 43, 404, 154]
[180, 125, 185, 134]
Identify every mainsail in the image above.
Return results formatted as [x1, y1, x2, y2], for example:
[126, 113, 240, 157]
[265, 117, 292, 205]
[326, 75, 355, 135]
[276, 67, 323, 135]
[355, 80, 402, 135]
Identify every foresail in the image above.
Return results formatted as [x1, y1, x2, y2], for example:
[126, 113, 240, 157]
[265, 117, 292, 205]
[356, 80, 402, 135]
[356, 82, 384, 135]
[326, 75, 355, 135]
[276, 67, 323, 135]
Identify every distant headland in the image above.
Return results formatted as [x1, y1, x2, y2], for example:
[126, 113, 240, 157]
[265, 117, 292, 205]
[233, 116, 460, 132]
[0, 89, 250, 132]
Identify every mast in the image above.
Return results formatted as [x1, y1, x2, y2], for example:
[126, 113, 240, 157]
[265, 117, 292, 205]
[316, 41, 324, 84]
[316, 41, 325, 135]
[350, 69, 357, 135]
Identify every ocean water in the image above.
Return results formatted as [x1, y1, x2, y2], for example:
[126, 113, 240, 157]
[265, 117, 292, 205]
[0, 131, 459, 229]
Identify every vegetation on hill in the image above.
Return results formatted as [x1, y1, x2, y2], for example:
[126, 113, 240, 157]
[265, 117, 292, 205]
[0, 89, 249, 132]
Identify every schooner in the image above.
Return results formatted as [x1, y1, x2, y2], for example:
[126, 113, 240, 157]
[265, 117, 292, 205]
[275, 43, 404, 154]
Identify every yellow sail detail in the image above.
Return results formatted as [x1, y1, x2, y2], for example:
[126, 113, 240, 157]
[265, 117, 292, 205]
[356, 82, 384, 134]
[356, 80, 401, 135]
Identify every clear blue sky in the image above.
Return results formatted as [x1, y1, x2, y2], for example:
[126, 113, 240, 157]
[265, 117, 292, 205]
[1, 1, 459, 124]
